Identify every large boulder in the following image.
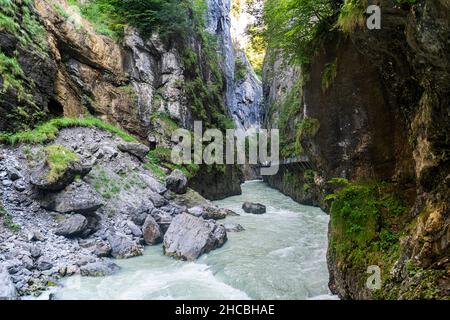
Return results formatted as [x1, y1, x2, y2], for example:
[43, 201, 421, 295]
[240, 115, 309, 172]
[142, 215, 162, 245]
[117, 142, 150, 162]
[55, 214, 88, 238]
[39, 181, 104, 214]
[30, 161, 91, 191]
[163, 213, 227, 261]
[242, 202, 266, 214]
[165, 169, 188, 194]
[80, 261, 120, 277]
[107, 234, 143, 259]
[0, 264, 16, 299]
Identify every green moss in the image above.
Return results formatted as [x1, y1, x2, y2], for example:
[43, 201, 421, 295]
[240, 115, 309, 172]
[295, 117, 320, 154]
[146, 147, 200, 179]
[90, 169, 122, 200]
[0, 117, 138, 145]
[150, 112, 180, 134]
[327, 180, 411, 297]
[0, 203, 20, 233]
[44, 145, 79, 183]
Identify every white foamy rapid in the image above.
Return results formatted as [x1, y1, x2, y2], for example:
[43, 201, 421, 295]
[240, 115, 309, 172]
[52, 181, 336, 300]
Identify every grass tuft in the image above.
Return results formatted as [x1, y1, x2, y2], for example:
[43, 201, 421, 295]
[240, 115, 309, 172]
[44, 145, 79, 183]
[0, 116, 138, 145]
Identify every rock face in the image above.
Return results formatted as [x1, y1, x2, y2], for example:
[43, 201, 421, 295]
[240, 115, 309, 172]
[263, 0, 450, 300]
[165, 170, 188, 194]
[163, 213, 227, 261]
[39, 181, 104, 214]
[242, 202, 266, 214]
[55, 214, 88, 238]
[0, 0, 57, 133]
[0, 264, 17, 299]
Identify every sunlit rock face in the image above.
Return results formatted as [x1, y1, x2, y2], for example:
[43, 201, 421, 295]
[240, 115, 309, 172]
[206, 0, 263, 131]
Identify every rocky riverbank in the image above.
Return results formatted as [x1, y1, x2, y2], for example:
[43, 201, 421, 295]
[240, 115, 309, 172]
[0, 126, 237, 298]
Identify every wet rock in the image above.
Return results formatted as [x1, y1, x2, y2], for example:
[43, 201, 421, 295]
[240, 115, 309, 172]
[142, 215, 162, 245]
[224, 222, 245, 232]
[165, 169, 187, 194]
[55, 214, 88, 238]
[163, 213, 227, 261]
[107, 233, 143, 259]
[0, 264, 17, 299]
[39, 181, 104, 214]
[30, 161, 91, 191]
[78, 239, 112, 257]
[80, 261, 120, 277]
[117, 142, 149, 162]
[242, 202, 266, 214]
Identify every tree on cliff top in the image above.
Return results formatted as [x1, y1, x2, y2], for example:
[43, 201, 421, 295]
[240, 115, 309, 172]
[262, 0, 340, 64]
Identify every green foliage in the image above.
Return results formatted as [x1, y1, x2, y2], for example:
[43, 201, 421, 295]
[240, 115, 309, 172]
[335, 0, 366, 33]
[0, 203, 20, 233]
[0, 117, 137, 145]
[0, 0, 47, 51]
[275, 80, 304, 158]
[262, 0, 339, 64]
[321, 58, 338, 91]
[295, 116, 320, 154]
[66, 0, 204, 41]
[44, 145, 79, 183]
[327, 181, 409, 293]
[235, 55, 247, 83]
[90, 169, 122, 199]
[146, 146, 200, 179]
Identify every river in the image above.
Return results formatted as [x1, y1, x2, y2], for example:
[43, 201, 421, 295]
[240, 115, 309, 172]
[49, 181, 335, 300]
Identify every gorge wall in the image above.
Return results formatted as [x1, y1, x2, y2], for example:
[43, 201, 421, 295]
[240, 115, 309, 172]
[263, 0, 449, 299]
[0, 0, 250, 200]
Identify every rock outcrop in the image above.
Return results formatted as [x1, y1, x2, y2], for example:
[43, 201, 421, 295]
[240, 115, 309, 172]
[163, 213, 227, 261]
